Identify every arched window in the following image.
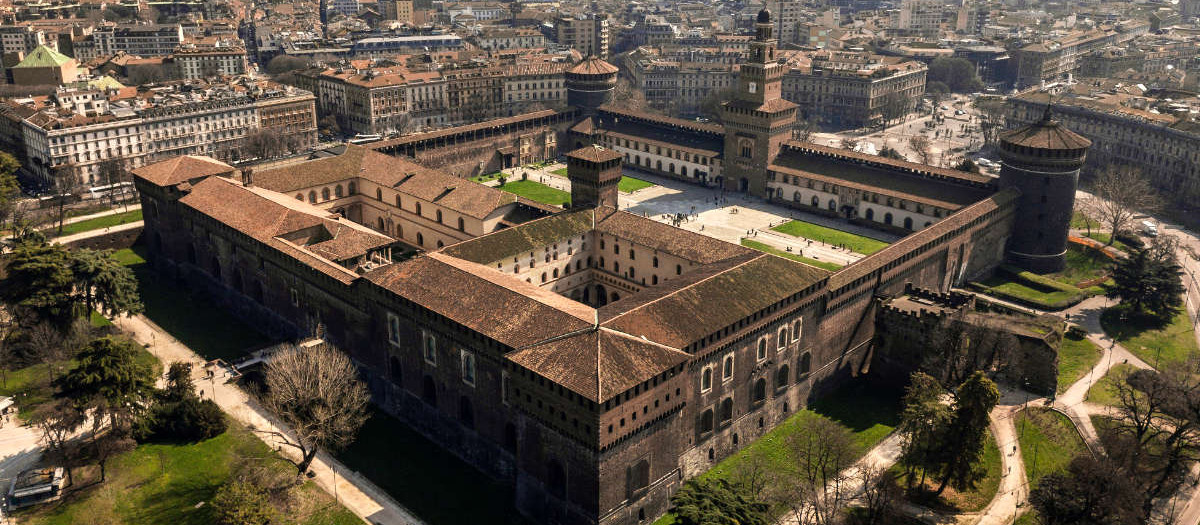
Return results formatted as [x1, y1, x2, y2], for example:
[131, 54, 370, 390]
[322, 188, 331, 201]
[752, 379, 766, 404]
[335, 185, 344, 198]
[701, 367, 713, 392]
[799, 352, 812, 377]
[884, 213, 893, 225]
[629, 267, 635, 278]
[776, 365, 789, 389]
[681, 167, 688, 177]
[417, 232, 424, 246]
[792, 320, 801, 341]
[793, 191, 801, 201]
[904, 217, 913, 230]
[308, 191, 317, 203]
[719, 398, 733, 423]
[757, 339, 767, 361]
[348, 181, 356, 195]
[395, 195, 402, 208]
[390, 356, 402, 383]
[828, 199, 836, 211]
[295, 193, 303, 200]
[865, 208, 874, 220]
[436, 210, 443, 223]
[811, 195, 819, 207]
[628, 460, 650, 497]
[553, 268, 559, 278]
[669, 163, 675, 174]
[459, 396, 474, 429]
[700, 409, 714, 434]
[652, 275, 658, 285]
[722, 355, 734, 381]
[656, 160, 662, 171]
[541, 272, 547, 283]
[422, 375, 437, 405]
[778, 328, 788, 349]
[416, 203, 423, 216]
[437, 240, 444, 248]
[676, 264, 682, 275]
[377, 217, 385, 230]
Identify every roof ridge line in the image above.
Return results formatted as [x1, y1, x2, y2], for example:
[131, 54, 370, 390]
[511, 325, 597, 352]
[599, 327, 688, 355]
[604, 253, 764, 325]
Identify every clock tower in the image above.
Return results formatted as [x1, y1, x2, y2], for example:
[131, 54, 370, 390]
[721, 9, 798, 195]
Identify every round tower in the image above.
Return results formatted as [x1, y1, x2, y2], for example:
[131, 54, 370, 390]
[997, 106, 1092, 273]
[565, 56, 618, 117]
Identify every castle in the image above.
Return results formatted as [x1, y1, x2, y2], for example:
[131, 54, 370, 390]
[131, 10, 1090, 524]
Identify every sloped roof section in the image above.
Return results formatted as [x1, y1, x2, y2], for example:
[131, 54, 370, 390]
[13, 45, 72, 68]
[506, 328, 689, 402]
[441, 209, 595, 264]
[603, 253, 829, 349]
[568, 56, 619, 75]
[594, 208, 754, 264]
[999, 111, 1092, 151]
[132, 155, 235, 187]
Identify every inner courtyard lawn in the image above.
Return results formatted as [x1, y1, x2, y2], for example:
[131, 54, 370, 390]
[617, 176, 655, 193]
[336, 409, 532, 525]
[18, 423, 359, 525]
[113, 246, 269, 362]
[497, 180, 571, 207]
[1015, 407, 1086, 490]
[1086, 363, 1137, 407]
[741, 239, 843, 271]
[1056, 333, 1103, 394]
[1100, 305, 1200, 367]
[770, 220, 890, 255]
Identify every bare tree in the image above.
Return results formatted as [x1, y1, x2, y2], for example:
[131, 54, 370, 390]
[841, 136, 860, 152]
[909, 135, 932, 165]
[793, 116, 816, 143]
[30, 399, 86, 486]
[783, 416, 857, 525]
[974, 98, 1007, 147]
[857, 464, 900, 525]
[1084, 166, 1160, 244]
[609, 76, 648, 112]
[257, 342, 369, 475]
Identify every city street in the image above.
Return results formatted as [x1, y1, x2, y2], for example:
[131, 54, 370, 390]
[814, 94, 987, 169]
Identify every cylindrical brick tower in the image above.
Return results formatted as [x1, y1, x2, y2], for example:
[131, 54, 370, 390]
[565, 56, 618, 117]
[998, 106, 1092, 273]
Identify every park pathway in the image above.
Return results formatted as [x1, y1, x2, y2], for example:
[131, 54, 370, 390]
[112, 313, 427, 525]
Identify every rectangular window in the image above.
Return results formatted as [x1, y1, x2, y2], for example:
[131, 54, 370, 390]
[460, 349, 476, 387]
[386, 312, 401, 346]
[722, 354, 734, 382]
[501, 371, 510, 405]
[422, 331, 437, 366]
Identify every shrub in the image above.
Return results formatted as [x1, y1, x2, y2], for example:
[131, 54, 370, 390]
[211, 479, 276, 525]
[142, 396, 227, 442]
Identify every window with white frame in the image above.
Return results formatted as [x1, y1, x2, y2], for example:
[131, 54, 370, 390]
[701, 366, 713, 392]
[757, 338, 768, 362]
[722, 354, 734, 382]
[422, 331, 437, 366]
[792, 319, 802, 342]
[460, 349, 476, 386]
[386, 312, 401, 346]
[777, 327, 788, 350]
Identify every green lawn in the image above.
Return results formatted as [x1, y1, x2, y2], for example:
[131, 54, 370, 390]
[468, 172, 505, 183]
[771, 220, 890, 255]
[741, 239, 843, 272]
[497, 180, 571, 207]
[618, 176, 655, 193]
[1100, 305, 1199, 367]
[115, 246, 270, 362]
[336, 409, 532, 525]
[1086, 363, 1138, 407]
[1070, 210, 1097, 230]
[551, 167, 568, 177]
[47, 209, 143, 237]
[1016, 407, 1086, 490]
[1048, 245, 1113, 289]
[19, 423, 358, 525]
[0, 335, 155, 420]
[1083, 232, 1131, 253]
[656, 379, 901, 524]
[976, 275, 1081, 308]
[89, 309, 113, 328]
[1057, 333, 1103, 394]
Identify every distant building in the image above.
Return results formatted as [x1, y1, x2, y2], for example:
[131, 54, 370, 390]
[173, 42, 248, 79]
[9, 45, 79, 85]
[93, 24, 186, 58]
[0, 25, 57, 56]
[557, 14, 610, 59]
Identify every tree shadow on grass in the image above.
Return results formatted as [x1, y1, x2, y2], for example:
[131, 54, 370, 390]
[1100, 304, 1172, 339]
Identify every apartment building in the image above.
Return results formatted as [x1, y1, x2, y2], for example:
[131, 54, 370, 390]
[93, 24, 186, 58]
[556, 14, 610, 59]
[0, 25, 56, 55]
[474, 28, 545, 51]
[173, 42, 248, 79]
[502, 63, 567, 110]
[894, 0, 945, 34]
[10, 79, 316, 186]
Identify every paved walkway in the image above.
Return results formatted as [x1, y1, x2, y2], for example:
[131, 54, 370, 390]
[50, 221, 142, 246]
[112, 314, 426, 525]
[0, 415, 40, 525]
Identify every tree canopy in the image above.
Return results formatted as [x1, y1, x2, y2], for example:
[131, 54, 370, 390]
[671, 478, 769, 525]
[0, 241, 142, 328]
[1107, 237, 1184, 321]
[926, 58, 984, 93]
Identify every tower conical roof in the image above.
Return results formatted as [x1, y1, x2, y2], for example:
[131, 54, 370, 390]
[999, 106, 1091, 150]
[568, 56, 618, 76]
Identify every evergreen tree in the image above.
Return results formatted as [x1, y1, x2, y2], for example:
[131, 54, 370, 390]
[1108, 238, 1184, 321]
[935, 372, 1000, 494]
[898, 372, 950, 489]
[70, 248, 143, 317]
[57, 337, 157, 428]
[671, 478, 769, 525]
[0, 240, 78, 327]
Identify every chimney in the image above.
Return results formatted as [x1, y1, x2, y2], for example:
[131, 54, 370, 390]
[241, 167, 254, 187]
